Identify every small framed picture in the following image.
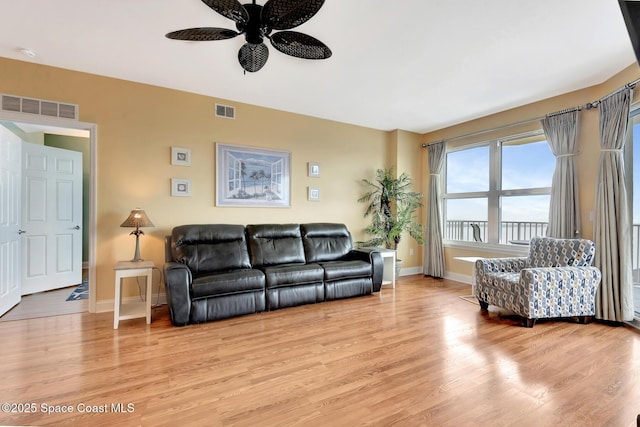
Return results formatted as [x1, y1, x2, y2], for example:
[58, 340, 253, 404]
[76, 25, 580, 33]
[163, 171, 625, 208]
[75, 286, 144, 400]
[171, 147, 192, 166]
[308, 162, 320, 177]
[171, 178, 192, 197]
[308, 187, 320, 201]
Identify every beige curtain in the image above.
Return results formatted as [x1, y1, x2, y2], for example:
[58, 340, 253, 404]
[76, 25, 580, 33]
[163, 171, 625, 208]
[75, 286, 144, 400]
[542, 110, 581, 238]
[594, 88, 634, 322]
[424, 141, 446, 278]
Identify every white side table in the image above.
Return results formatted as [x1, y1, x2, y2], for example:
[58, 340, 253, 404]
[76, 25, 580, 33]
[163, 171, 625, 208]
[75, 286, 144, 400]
[114, 260, 154, 329]
[454, 256, 483, 303]
[363, 247, 396, 288]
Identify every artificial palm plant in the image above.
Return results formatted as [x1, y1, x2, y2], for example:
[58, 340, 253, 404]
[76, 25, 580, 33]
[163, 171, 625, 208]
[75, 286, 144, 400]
[358, 167, 425, 250]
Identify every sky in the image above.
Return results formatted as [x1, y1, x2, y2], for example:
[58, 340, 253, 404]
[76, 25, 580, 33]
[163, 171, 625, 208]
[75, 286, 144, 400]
[446, 140, 555, 223]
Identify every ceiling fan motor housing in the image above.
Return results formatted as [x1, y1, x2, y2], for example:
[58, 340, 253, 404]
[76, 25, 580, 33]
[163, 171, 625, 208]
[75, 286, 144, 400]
[238, 3, 269, 44]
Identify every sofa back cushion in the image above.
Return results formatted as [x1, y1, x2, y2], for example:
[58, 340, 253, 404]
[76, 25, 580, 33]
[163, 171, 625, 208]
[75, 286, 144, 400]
[246, 224, 305, 267]
[171, 224, 251, 275]
[301, 223, 353, 263]
[527, 236, 596, 268]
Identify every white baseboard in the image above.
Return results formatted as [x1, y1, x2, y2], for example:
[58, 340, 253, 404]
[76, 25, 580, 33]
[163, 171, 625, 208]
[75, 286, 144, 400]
[395, 265, 473, 284]
[95, 293, 167, 313]
[445, 271, 472, 285]
[398, 266, 423, 276]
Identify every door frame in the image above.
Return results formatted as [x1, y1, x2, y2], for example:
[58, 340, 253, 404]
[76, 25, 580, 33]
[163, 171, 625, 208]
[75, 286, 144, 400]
[0, 111, 97, 313]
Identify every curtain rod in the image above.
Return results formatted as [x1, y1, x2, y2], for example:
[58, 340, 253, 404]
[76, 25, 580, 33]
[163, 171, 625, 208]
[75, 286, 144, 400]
[422, 76, 640, 148]
[585, 77, 640, 109]
[422, 115, 544, 147]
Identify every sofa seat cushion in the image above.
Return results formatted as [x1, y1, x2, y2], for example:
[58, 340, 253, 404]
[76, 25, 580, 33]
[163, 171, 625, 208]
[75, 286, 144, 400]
[262, 264, 324, 288]
[320, 260, 372, 281]
[191, 269, 265, 299]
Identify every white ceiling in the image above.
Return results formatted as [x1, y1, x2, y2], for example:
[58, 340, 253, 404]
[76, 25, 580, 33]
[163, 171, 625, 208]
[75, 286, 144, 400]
[0, 0, 636, 133]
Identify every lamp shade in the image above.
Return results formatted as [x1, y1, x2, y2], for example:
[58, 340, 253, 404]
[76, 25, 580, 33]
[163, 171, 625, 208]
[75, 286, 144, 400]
[120, 208, 154, 228]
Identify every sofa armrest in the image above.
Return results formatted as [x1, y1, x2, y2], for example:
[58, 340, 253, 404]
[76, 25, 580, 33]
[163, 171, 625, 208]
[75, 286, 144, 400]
[163, 262, 193, 326]
[347, 249, 383, 292]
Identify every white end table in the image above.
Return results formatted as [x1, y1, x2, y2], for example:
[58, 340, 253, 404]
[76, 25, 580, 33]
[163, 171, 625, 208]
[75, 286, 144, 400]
[363, 247, 396, 288]
[114, 260, 154, 329]
[453, 256, 483, 303]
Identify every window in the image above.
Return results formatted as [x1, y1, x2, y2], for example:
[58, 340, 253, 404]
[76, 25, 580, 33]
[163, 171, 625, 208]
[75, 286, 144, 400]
[628, 107, 640, 318]
[443, 131, 554, 244]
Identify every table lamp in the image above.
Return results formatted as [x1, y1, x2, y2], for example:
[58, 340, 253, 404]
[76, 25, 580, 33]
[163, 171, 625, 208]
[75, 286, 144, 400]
[120, 208, 154, 262]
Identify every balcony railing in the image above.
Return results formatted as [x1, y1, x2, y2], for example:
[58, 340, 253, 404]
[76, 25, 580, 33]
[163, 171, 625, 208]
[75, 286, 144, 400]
[445, 220, 548, 243]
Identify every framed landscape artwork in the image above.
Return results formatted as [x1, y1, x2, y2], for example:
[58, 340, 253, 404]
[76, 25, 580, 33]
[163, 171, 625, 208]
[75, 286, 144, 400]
[216, 143, 291, 207]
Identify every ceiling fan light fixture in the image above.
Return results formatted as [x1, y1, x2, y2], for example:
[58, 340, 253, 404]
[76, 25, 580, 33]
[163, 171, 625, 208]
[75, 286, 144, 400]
[238, 42, 269, 72]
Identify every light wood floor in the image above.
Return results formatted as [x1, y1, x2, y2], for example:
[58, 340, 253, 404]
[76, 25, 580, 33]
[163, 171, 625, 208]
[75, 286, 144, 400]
[0, 286, 87, 322]
[1, 276, 639, 427]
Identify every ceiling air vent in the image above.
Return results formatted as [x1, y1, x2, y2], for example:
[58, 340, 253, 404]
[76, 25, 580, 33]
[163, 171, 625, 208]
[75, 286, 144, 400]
[0, 93, 79, 120]
[215, 103, 235, 119]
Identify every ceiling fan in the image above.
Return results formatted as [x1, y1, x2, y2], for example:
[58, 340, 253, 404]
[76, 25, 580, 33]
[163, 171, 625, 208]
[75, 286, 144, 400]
[166, 0, 332, 73]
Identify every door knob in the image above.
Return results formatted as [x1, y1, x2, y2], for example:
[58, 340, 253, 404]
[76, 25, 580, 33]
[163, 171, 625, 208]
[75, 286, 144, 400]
[73, 225, 81, 230]
[17, 229, 26, 235]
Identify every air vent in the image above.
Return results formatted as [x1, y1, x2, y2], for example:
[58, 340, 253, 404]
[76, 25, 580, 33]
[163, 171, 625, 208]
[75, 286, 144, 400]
[215, 103, 235, 119]
[0, 93, 78, 120]
[41, 101, 58, 117]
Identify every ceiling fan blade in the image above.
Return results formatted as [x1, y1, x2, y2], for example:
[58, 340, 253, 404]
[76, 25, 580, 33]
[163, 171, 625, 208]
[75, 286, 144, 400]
[238, 43, 269, 72]
[262, 0, 325, 30]
[201, 0, 249, 24]
[166, 27, 240, 41]
[270, 31, 331, 59]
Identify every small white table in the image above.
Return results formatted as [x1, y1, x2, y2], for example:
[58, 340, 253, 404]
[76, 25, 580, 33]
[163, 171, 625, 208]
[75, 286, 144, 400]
[113, 260, 154, 329]
[363, 247, 396, 288]
[454, 256, 483, 303]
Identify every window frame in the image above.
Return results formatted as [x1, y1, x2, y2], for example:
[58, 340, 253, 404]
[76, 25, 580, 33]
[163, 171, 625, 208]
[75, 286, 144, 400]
[442, 130, 551, 249]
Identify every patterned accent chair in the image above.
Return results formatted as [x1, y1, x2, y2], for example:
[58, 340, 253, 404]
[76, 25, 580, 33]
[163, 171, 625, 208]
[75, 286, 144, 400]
[474, 237, 602, 327]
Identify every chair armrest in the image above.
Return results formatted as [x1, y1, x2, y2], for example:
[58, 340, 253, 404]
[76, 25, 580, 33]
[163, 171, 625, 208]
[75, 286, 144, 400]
[519, 266, 602, 317]
[346, 249, 383, 291]
[475, 257, 527, 275]
[521, 266, 602, 290]
[163, 262, 193, 326]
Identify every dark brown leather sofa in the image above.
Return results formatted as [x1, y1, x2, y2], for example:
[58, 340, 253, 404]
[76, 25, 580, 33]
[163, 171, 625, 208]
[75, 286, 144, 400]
[164, 223, 383, 326]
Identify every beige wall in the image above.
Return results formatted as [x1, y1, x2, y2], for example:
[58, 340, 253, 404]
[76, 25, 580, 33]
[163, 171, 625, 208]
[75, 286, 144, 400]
[422, 63, 640, 279]
[0, 57, 424, 305]
[5, 54, 636, 300]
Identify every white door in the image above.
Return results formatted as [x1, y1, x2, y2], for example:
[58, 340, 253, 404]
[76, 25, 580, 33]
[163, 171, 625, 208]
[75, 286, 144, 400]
[0, 126, 22, 316]
[21, 143, 82, 295]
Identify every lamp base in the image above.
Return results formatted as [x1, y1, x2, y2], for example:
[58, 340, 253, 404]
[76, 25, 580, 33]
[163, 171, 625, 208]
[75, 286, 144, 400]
[131, 234, 144, 262]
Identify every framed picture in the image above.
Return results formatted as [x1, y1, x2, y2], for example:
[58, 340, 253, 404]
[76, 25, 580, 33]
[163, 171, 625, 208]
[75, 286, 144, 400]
[171, 147, 191, 166]
[216, 143, 291, 207]
[308, 187, 320, 201]
[308, 162, 320, 177]
[171, 178, 192, 197]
